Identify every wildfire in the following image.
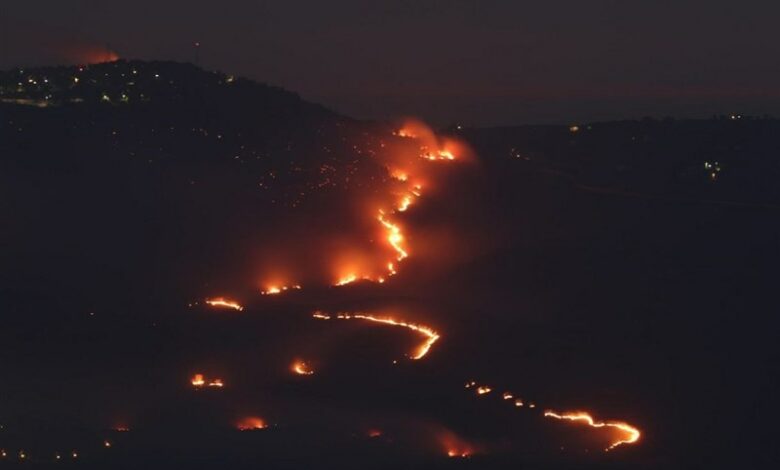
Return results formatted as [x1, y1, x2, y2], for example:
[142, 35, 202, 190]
[312, 312, 440, 359]
[390, 169, 409, 181]
[397, 194, 413, 212]
[377, 211, 408, 261]
[476, 386, 492, 395]
[421, 148, 457, 161]
[205, 297, 244, 311]
[237, 417, 267, 431]
[543, 410, 641, 451]
[335, 274, 358, 286]
[262, 284, 302, 295]
[191, 374, 224, 388]
[291, 360, 314, 375]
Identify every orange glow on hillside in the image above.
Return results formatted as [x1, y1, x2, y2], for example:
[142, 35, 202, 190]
[544, 410, 641, 451]
[237, 417, 267, 431]
[439, 431, 475, 459]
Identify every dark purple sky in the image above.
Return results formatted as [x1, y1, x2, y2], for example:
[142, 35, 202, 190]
[2, 0, 779, 125]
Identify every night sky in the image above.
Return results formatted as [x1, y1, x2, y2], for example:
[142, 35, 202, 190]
[3, 1, 780, 125]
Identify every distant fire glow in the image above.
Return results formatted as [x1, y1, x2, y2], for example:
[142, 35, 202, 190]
[205, 297, 244, 311]
[313, 311, 440, 359]
[237, 417, 267, 431]
[544, 410, 641, 451]
[439, 431, 475, 459]
[262, 284, 301, 295]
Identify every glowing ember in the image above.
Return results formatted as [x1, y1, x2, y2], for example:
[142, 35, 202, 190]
[208, 379, 224, 388]
[205, 297, 244, 311]
[476, 386, 492, 395]
[291, 360, 314, 375]
[367, 429, 382, 438]
[237, 417, 267, 431]
[503, 392, 514, 400]
[313, 312, 440, 359]
[104, 440, 111, 448]
[514, 399, 524, 407]
[544, 410, 641, 451]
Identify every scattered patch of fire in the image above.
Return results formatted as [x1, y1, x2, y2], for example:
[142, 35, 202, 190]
[543, 410, 641, 451]
[205, 297, 244, 311]
[291, 360, 314, 375]
[312, 311, 440, 360]
[236, 417, 267, 431]
[261, 284, 301, 295]
[191, 373, 225, 388]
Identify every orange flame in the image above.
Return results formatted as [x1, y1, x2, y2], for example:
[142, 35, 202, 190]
[205, 297, 244, 311]
[544, 410, 641, 451]
[312, 311, 440, 359]
[191, 373, 224, 388]
[291, 360, 314, 375]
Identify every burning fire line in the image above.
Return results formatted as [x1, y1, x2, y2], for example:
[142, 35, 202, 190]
[463, 381, 639, 451]
[332, 125, 460, 287]
[312, 312, 440, 360]
[543, 410, 641, 451]
[205, 298, 244, 311]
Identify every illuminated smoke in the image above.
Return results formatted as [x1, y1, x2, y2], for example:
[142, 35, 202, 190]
[205, 297, 244, 311]
[544, 410, 641, 451]
[312, 311, 440, 360]
[437, 430, 476, 459]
